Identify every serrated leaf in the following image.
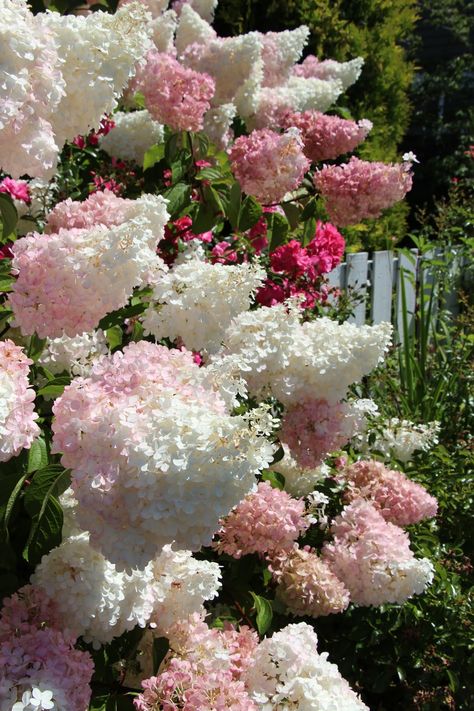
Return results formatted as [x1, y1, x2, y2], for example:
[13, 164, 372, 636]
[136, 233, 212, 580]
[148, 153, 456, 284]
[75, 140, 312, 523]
[302, 216, 317, 246]
[267, 212, 289, 251]
[300, 197, 318, 221]
[23, 495, 63, 565]
[152, 637, 170, 674]
[27, 437, 49, 474]
[163, 182, 191, 218]
[238, 196, 263, 232]
[3, 473, 28, 537]
[192, 202, 216, 233]
[282, 202, 301, 230]
[250, 592, 273, 635]
[24, 464, 70, 517]
[0, 274, 14, 292]
[0, 193, 18, 241]
[164, 133, 180, 165]
[202, 183, 225, 215]
[37, 375, 71, 399]
[143, 143, 165, 171]
[194, 132, 210, 160]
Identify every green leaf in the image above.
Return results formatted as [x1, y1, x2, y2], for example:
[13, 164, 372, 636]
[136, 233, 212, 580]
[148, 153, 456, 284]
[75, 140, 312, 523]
[24, 464, 70, 517]
[0, 193, 18, 241]
[163, 182, 191, 218]
[143, 143, 165, 171]
[98, 302, 147, 330]
[300, 197, 319, 221]
[261, 470, 285, 490]
[152, 637, 170, 674]
[3, 472, 29, 537]
[106, 325, 123, 351]
[194, 132, 210, 160]
[37, 375, 71, 399]
[27, 333, 47, 362]
[202, 184, 225, 215]
[164, 133, 180, 165]
[0, 274, 14, 292]
[267, 212, 289, 251]
[238, 196, 263, 232]
[250, 592, 273, 635]
[302, 216, 317, 246]
[195, 167, 223, 182]
[227, 182, 241, 230]
[23, 495, 63, 565]
[27, 437, 49, 474]
[192, 202, 217, 233]
[282, 202, 301, 230]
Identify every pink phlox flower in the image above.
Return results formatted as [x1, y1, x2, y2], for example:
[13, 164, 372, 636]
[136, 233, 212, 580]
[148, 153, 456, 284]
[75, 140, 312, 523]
[214, 480, 309, 559]
[0, 177, 31, 204]
[211, 241, 238, 264]
[306, 221, 345, 275]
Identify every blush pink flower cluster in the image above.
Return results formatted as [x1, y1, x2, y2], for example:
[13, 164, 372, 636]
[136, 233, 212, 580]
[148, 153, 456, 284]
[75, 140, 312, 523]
[45, 189, 130, 232]
[214, 480, 309, 559]
[135, 50, 215, 132]
[314, 156, 413, 226]
[270, 545, 350, 618]
[342, 459, 438, 526]
[281, 110, 372, 162]
[0, 585, 93, 711]
[322, 499, 434, 605]
[0, 340, 39, 462]
[279, 398, 355, 469]
[229, 128, 310, 204]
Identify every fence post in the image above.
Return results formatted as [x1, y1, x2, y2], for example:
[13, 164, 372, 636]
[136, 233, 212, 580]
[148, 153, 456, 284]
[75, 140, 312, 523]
[396, 250, 418, 344]
[371, 250, 394, 324]
[346, 252, 369, 325]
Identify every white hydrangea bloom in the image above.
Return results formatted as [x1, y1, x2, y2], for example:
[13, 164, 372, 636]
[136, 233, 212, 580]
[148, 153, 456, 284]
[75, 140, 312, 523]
[58, 487, 83, 539]
[150, 10, 178, 53]
[31, 533, 156, 647]
[180, 0, 218, 23]
[246, 623, 369, 710]
[99, 110, 164, 165]
[175, 4, 216, 55]
[42, 3, 153, 150]
[367, 558, 435, 606]
[274, 445, 331, 498]
[302, 57, 365, 91]
[38, 330, 108, 378]
[202, 102, 236, 148]
[119, 0, 169, 18]
[149, 545, 221, 635]
[260, 26, 310, 87]
[361, 418, 441, 462]
[249, 76, 344, 129]
[213, 301, 392, 406]
[182, 33, 264, 117]
[143, 258, 266, 355]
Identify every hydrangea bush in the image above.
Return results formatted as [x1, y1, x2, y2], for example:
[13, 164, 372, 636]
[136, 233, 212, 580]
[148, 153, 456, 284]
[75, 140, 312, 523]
[0, 1, 440, 709]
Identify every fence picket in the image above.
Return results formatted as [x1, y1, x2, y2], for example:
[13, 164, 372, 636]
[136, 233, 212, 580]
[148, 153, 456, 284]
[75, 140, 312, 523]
[396, 251, 418, 343]
[371, 250, 394, 324]
[346, 252, 369, 325]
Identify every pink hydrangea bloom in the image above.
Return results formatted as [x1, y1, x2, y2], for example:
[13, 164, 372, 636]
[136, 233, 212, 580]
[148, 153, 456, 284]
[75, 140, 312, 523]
[281, 110, 372, 163]
[229, 128, 310, 205]
[0, 626, 93, 711]
[0, 177, 31, 203]
[0, 340, 39, 462]
[0, 585, 63, 641]
[45, 190, 130, 232]
[322, 500, 434, 605]
[135, 51, 215, 132]
[279, 399, 355, 469]
[342, 459, 438, 526]
[214, 481, 309, 559]
[307, 221, 345, 275]
[270, 545, 350, 617]
[314, 156, 413, 226]
[169, 613, 258, 680]
[134, 659, 257, 711]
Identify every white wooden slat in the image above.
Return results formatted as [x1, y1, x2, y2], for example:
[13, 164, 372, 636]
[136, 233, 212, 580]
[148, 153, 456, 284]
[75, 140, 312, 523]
[346, 252, 369, 325]
[371, 250, 394, 324]
[444, 249, 461, 317]
[419, 248, 438, 328]
[326, 262, 346, 306]
[396, 250, 418, 344]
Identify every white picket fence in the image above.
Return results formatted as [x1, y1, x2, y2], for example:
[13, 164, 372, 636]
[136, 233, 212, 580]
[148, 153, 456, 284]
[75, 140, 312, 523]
[327, 248, 464, 340]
